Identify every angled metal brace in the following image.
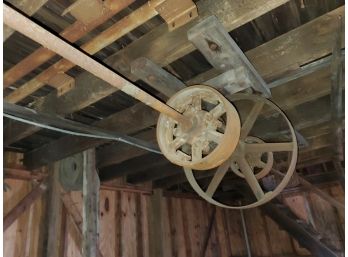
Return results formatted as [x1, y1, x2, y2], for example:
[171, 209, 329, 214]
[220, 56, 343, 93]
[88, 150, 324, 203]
[187, 16, 271, 97]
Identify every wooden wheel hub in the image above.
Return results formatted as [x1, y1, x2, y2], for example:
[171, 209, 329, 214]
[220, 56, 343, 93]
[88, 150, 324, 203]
[156, 85, 241, 170]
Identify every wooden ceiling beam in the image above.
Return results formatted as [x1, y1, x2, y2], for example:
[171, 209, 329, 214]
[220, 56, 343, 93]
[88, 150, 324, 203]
[4, 0, 134, 89]
[23, 94, 333, 170]
[20, 6, 344, 168]
[37, 5, 343, 116]
[127, 163, 181, 184]
[4, 5, 343, 145]
[99, 153, 169, 181]
[4, 0, 48, 42]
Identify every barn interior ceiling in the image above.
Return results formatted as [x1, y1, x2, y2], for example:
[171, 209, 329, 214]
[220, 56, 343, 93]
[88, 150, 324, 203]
[3, 0, 345, 207]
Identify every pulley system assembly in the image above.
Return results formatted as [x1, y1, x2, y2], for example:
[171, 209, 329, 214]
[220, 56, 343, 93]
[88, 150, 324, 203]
[4, 5, 298, 209]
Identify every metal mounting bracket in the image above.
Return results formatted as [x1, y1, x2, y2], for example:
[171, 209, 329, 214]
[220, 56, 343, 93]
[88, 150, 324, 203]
[131, 57, 186, 98]
[187, 16, 271, 97]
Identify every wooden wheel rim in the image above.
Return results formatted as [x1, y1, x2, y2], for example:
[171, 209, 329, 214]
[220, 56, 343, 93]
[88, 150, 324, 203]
[156, 85, 241, 170]
[184, 93, 298, 209]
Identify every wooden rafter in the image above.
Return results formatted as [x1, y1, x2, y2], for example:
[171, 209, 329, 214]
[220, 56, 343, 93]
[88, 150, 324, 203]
[4, 0, 134, 89]
[4, 0, 48, 42]
[4, 0, 290, 145]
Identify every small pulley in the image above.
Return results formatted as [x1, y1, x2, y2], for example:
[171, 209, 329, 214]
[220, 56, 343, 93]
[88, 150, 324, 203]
[59, 153, 84, 191]
[156, 85, 241, 170]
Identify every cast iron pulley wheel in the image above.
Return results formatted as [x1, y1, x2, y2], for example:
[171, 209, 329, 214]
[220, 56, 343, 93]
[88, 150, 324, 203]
[184, 93, 298, 209]
[156, 85, 241, 170]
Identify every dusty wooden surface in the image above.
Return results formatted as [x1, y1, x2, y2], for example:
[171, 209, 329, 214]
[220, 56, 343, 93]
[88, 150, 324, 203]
[4, 174, 344, 257]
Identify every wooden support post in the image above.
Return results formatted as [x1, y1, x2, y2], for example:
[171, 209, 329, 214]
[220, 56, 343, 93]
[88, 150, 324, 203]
[61, 190, 104, 257]
[45, 163, 64, 257]
[3, 179, 48, 231]
[148, 189, 164, 257]
[330, 15, 344, 189]
[82, 149, 100, 257]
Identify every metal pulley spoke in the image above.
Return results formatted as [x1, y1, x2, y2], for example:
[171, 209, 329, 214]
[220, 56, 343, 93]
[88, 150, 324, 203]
[240, 102, 264, 139]
[184, 93, 298, 209]
[256, 160, 267, 168]
[205, 161, 230, 197]
[191, 143, 203, 162]
[157, 85, 240, 170]
[170, 136, 187, 150]
[209, 102, 225, 118]
[237, 157, 265, 200]
[206, 130, 224, 144]
[245, 142, 294, 153]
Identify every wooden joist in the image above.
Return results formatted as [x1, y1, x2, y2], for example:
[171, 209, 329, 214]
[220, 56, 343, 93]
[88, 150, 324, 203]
[99, 153, 169, 182]
[4, 0, 134, 89]
[127, 163, 181, 184]
[5, 0, 174, 107]
[3, 0, 48, 42]
[6, 5, 343, 152]
[44, 4, 343, 113]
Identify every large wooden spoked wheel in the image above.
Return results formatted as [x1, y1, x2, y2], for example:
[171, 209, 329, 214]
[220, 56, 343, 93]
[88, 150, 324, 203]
[157, 85, 241, 170]
[184, 93, 298, 209]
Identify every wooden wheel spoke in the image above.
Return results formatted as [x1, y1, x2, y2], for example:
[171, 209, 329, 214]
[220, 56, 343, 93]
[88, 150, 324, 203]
[206, 130, 224, 144]
[191, 143, 203, 162]
[206, 161, 230, 197]
[237, 158, 265, 200]
[240, 102, 264, 139]
[245, 142, 293, 153]
[170, 136, 187, 150]
[209, 102, 225, 118]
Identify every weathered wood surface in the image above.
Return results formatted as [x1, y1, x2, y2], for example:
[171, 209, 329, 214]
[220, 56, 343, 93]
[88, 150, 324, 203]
[330, 15, 345, 188]
[32, 5, 344, 113]
[99, 153, 168, 181]
[24, 106, 158, 169]
[45, 163, 64, 257]
[4, 0, 133, 88]
[3, 0, 48, 42]
[18, 7, 344, 169]
[4, 179, 46, 257]
[3, 179, 47, 231]
[82, 149, 100, 257]
[6, 0, 290, 145]
[4, 173, 345, 257]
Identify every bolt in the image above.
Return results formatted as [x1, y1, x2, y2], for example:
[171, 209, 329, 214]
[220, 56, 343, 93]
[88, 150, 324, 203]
[209, 42, 219, 51]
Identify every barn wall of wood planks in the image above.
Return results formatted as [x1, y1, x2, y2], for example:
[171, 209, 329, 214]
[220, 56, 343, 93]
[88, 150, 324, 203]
[4, 177, 344, 257]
